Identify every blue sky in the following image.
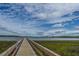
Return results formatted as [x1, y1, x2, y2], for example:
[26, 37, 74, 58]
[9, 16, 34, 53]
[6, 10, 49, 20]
[0, 3, 79, 36]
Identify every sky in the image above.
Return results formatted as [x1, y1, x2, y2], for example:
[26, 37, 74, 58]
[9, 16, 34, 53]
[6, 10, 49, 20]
[0, 3, 79, 36]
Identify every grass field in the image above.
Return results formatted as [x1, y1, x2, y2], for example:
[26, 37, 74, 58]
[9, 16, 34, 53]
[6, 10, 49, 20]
[35, 40, 79, 56]
[0, 41, 16, 53]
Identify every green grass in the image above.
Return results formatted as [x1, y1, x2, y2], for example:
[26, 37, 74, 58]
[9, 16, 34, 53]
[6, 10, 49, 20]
[35, 40, 79, 56]
[0, 41, 16, 53]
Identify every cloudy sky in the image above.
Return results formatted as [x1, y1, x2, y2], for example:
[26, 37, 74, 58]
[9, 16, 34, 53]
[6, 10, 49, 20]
[0, 3, 79, 36]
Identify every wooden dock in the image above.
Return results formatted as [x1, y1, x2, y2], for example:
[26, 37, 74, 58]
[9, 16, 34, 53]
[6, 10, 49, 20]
[16, 38, 36, 56]
[0, 38, 60, 56]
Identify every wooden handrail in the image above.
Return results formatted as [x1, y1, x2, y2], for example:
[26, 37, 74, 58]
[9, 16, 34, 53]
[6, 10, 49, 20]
[28, 40, 60, 56]
[0, 39, 23, 56]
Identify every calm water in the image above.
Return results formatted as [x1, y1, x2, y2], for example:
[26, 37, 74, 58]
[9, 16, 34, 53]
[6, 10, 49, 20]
[0, 37, 79, 41]
[29, 37, 79, 40]
[0, 37, 23, 41]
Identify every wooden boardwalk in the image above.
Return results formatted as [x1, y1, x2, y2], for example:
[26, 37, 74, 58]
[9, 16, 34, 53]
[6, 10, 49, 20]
[16, 38, 36, 56]
[1, 38, 60, 56]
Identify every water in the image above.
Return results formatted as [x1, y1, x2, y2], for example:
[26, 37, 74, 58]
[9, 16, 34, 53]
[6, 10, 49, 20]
[29, 37, 79, 40]
[0, 37, 22, 41]
[0, 37, 79, 41]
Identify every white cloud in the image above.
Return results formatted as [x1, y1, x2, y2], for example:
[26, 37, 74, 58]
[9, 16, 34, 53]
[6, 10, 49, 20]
[43, 28, 66, 36]
[0, 3, 79, 36]
[52, 23, 63, 27]
[0, 15, 44, 36]
[26, 4, 79, 24]
[74, 26, 79, 30]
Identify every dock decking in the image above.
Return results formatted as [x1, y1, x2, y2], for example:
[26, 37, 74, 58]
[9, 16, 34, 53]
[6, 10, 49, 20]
[16, 38, 36, 56]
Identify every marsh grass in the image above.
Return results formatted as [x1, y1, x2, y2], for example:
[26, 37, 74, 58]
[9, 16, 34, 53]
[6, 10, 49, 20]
[35, 40, 79, 56]
[0, 41, 16, 53]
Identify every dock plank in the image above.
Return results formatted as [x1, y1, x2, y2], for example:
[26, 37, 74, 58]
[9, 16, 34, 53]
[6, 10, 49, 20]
[16, 38, 36, 56]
